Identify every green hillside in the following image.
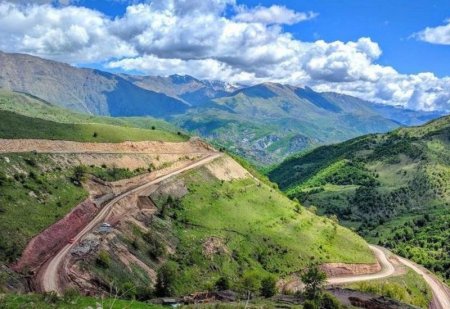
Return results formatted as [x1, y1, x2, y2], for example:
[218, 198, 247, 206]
[0, 90, 182, 133]
[0, 153, 88, 264]
[268, 115, 450, 283]
[83, 157, 374, 299]
[174, 84, 403, 165]
[0, 91, 188, 143]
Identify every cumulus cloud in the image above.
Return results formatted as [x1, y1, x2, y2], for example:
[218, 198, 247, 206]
[0, 1, 135, 62]
[0, 0, 449, 111]
[234, 5, 318, 25]
[415, 19, 450, 45]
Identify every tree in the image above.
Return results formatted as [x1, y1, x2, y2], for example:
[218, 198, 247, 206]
[301, 264, 326, 300]
[260, 276, 277, 298]
[155, 262, 178, 297]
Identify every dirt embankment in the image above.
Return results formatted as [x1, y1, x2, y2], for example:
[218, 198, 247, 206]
[0, 138, 212, 154]
[12, 199, 99, 274]
[204, 156, 251, 181]
[320, 262, 381, 277]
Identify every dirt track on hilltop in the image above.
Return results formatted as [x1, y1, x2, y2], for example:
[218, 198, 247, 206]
[0, 138, 212, 154]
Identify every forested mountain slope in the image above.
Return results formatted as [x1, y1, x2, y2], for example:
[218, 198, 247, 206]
[269, 115, 450, 283]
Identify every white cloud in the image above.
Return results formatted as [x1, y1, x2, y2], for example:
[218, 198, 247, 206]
[0, 0, 449, 111]
[415, 19, 450, 45]
[234, 5, 318, 25]
[0, 1, 135, 62]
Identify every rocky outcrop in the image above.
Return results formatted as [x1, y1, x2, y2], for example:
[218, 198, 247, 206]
[320, 262, 381, 277]
[12, 199, 99, 273]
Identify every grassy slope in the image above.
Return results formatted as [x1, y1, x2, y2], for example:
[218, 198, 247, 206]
[345, 269, 432, 308]
[0, 91, 188, 266]
[0, 110, 188, 142]
[0, 293, 162, 309]
[153, 163, 374, 296]
[0, 90, 187, 142]
[268, 115, 450, 283]
[0, 153, 87, 264]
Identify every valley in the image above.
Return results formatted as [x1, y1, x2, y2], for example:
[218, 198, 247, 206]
[0, 52, 443, 165]
[1, 1, 450, 308]
[269, 115, 450, 289]
[0, 102, 446, 308]
[0, 67, 447, 308]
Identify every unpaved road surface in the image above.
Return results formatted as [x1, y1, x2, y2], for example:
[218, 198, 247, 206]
[396, 256, 450, 309]
[0, 138, 211, 154]
[328, 245, 450, 309]
[327, 245, 395, 285]
[39, 153, 222, 294]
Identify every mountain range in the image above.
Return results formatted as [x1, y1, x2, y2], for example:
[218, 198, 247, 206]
[0, 51, 444, 164]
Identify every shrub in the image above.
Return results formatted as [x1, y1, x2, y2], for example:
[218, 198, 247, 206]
[260, 276, 277, 297]
[0, 172, 7, 186]
[24, 157, 37, 167]
[155, 261, 178, 297]
[62, 288, 79, 302]
[215, 276, 230, 291]
[42, 291, 60, 304]
[241, 271, 261, 297]
[96, 250, 110, 269]
[321, 292, 343, 308]
[303, 300, 318, 309]
[71, 165, 87, 185]
[121, 281, 137, 299]
[143, 233, 166, 259]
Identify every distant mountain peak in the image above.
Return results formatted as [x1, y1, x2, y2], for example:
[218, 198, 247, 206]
[169, 74, 201, 84]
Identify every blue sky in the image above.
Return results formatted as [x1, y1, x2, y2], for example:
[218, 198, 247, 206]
[74, 0, 450, 77]
[1, 0, 449, 111]
[284, 0, 450, 77]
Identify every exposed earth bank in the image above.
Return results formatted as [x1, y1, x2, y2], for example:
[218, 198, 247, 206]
[12, 200, 99, 274]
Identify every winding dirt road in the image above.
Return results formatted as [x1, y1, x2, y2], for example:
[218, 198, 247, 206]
[327, 245, 450, 309]
[327, 245, 395, 285]
[33, 145, 450, 308]
[396, 256, 450, 309]
[38, 153, 222, 294]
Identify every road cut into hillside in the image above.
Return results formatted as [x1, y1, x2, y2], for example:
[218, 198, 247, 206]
[37, 153, 222, 294]
[327, 245, 450, 309]
[0, 138, 213, 154]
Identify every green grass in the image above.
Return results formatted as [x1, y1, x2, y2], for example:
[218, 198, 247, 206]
[0, 153, 87, 264]
[154, 164, 374, 296]
[345, 269, 432, 308]
[0, 110, 188, 143]
[87, 165, 150, 182]
[0, 293, 163, 309]
[0, 89, 182, 134]
[269, 114, 450, 284]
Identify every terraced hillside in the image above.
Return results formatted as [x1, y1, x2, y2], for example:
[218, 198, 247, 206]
[269, 115, 450, 283]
